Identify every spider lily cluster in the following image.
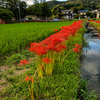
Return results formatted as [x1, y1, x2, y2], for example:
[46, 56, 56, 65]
[20, 20, 83, 100]
[89, 20, 100, 23]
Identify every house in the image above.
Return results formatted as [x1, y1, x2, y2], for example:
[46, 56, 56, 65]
[78, 10, 88, 18]
[62, 10, 73, 19]
[25, 15, 40, 20]
[91, 10, 100, 18]
[97, 10, 100, 18]
[91, 10, 98, 14]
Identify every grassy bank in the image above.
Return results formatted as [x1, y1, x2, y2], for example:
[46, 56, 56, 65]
[0, 21, 97, 100]
[0, 21, 83, 100]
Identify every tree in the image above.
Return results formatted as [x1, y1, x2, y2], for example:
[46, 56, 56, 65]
[86, 11, 92, 16]
[70, 6, 78, 13]
[51, 5, 66, 18]
[0, 8, 14, 21]
[0, 0, 27, 20]
[27, 3, 42, 17]
[40, 2, 51, 19]
[20, 1, 27, 18]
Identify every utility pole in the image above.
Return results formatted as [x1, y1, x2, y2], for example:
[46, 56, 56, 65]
[57, 5, 59, 18]
[18, 0, 21, 23]
[91, 5, 92, 11]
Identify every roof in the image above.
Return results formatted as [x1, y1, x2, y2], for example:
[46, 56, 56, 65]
[79, 10, 88, 12]
[62, 10, 73, 12]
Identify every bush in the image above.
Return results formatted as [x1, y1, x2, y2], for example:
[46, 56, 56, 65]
[0, 8, 14, 21]
[28, 17, 32, 20]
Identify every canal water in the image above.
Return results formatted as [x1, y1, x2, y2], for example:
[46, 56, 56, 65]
[80, 26, 100, 99]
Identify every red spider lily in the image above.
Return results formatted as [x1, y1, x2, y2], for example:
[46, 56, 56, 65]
[46, 44, 55, 51]
[24, 75, 33, 83]
[29, 45, 48, 55]
[28, 20, 83, 55]
[73, 48, 79, 53]
[42, 57, 50, 64]
[51, 37, 64, 46]
[25, 75, 30, 81]
[75, 44, 80, 49]
[30, 42, 38, 47]
[54, 45, 66, 52]
[54, 29, 58, 32]
[30, 77, 33, 83]
[35, 47, 47, 55]
[61, 26, 65, 29]
[20, 59, 28, 66]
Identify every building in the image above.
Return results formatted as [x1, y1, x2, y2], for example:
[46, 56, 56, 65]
[91, 10, 98, 14]
[78, 10, 88, 18]
[62, 10, 73, 19]
[25, 15, 40, 20]
[97, 10, 100, 18]
[91, 10, 100, 18]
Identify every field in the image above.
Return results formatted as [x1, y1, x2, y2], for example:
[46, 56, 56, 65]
[0, 21, 74, 57]
[0, 21, 97, 100]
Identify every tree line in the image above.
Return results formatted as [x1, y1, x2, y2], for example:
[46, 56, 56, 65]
[0, 0, 51, 21]
[0, 0, 100, 21]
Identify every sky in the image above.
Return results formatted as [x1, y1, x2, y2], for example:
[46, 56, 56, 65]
[21, 0, 67, 5]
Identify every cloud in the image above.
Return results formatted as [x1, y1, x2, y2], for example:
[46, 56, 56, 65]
[21, 0, 33, 5]
[21, 0, 67, 5]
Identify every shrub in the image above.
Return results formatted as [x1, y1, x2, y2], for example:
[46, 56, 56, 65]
[0, 8, 14, 21]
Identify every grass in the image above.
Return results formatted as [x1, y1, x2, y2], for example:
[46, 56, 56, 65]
[0, 21, 74, 57]
[0, 21, 75, 66]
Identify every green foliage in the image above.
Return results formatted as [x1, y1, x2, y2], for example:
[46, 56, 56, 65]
[47, 1, 66, 10]
[51, 5, 66, 18]
[6, 54, 26, 66]
[27, 3, 42, 17]
[77, 79, 97, 100]
[6, 50, 34, 66]
[40, 2, 51, 18]
[74, 13, 81, 19]
[0, 23, 97, 100]
[0, 8, 13, 21]
[0, 0, 27, 19]
[27, 2, 51, 18]
[48, 0, 100, 14]
[28, 17, 32, 20]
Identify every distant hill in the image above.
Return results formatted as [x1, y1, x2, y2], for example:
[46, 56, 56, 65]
[47, 1, 66, 10]
[47, 0, 100, 11]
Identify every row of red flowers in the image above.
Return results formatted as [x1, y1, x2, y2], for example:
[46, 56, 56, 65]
[19, 20, 83, 100]
[89, 20, 100, 23]
[28, 20, 83, 56]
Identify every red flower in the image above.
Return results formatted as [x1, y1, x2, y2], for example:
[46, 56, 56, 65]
[61, 26, 65, 29]
[51, 37, 64, 46]
[42, 57, 50, 64]
[75, 44, 80, 49]
[47, 44, 55, 51]
[20, 59, 28, 66]
[54, 29, 58, 32]
[73, 48, 79, 53]
[54, 45, 66, 52]
[29, 44, 48, 55]
[29, 77, 33, 83]
[25, 75, 30, 81]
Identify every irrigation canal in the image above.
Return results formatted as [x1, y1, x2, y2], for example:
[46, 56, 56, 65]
[80, 25, 100, 99]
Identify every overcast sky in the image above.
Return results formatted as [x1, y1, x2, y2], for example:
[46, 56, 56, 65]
[21, 0, 67, 5]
